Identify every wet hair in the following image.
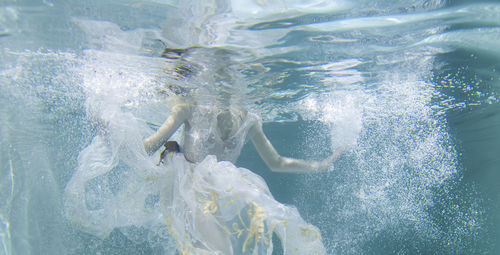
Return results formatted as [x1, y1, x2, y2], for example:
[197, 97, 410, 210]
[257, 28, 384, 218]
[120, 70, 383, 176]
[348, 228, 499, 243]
[160, 46, 241, 106]
[160, 47, 199, 78]
[160, 48, 186, 59]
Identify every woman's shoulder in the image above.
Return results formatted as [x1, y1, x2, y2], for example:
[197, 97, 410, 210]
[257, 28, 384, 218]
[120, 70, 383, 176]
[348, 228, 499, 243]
[167, 95, 196, 109]
[167, 96, 197, 116]
[242, 111, 262, 134]
[245, 111, 260, 122]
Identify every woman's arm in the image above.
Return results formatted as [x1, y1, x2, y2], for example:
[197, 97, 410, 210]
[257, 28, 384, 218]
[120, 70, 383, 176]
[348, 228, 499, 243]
[143, 104, 192, 155]
[248, 121, 343, 174]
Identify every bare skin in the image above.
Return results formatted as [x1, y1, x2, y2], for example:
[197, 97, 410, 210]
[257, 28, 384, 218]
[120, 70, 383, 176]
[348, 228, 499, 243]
[143, 103, 343, 173]
[144, 101, 343, 254]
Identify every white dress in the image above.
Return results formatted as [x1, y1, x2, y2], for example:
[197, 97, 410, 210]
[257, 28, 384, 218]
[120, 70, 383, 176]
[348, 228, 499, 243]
[64, 105, 325, 255]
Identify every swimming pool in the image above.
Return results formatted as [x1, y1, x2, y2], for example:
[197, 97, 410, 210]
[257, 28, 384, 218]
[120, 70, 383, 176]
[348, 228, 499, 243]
[1, 0, 498, 254]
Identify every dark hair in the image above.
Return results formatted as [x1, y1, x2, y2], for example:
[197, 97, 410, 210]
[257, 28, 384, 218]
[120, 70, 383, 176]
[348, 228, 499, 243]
[161, 47, 199, 78]
[160, 48, 186, 59]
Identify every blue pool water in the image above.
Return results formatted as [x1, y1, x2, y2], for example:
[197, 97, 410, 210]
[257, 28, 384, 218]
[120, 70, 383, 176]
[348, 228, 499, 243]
[1, 0, 499, 254]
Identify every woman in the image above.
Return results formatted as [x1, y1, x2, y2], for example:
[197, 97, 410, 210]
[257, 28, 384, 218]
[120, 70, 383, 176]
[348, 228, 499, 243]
[143, 99, 341, 173]
[65, 47, 343, 254]
[142, 90, 343, 254]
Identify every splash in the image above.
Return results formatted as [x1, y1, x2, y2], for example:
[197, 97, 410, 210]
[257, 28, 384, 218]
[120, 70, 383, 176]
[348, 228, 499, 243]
[292, 46, 485, 253]
[0, 0, 494, 254]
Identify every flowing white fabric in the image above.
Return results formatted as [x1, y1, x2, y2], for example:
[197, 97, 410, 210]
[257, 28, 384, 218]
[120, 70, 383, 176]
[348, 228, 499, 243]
[183, 106, 257, 163]
[64, 104, 325, 254]
[161, 153, 325, 254]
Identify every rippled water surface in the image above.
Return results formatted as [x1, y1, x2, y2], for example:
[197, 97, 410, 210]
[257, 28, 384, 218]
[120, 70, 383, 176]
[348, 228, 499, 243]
[1, 0, 499, 254]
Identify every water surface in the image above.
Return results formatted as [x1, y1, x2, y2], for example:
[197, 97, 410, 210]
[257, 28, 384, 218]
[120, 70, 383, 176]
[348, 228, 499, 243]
[1, 0, 499, 254]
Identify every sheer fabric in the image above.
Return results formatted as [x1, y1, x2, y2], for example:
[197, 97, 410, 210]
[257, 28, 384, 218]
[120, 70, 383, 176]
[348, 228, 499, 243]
[161, 153, 325, 254]
[64, 105, 325, 254]
[183, 106, 257, 163]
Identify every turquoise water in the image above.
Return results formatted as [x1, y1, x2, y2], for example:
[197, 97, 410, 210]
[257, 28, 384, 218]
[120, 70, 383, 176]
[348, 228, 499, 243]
[1, 0, 499, 254]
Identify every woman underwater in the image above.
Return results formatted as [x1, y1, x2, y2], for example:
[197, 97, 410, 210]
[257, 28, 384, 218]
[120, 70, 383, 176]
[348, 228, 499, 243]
[65, 47, 343, 254]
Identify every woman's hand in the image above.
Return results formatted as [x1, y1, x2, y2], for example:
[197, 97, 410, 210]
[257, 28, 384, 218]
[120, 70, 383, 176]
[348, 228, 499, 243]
[314, 146, 347, 172]
[250, 120, 347, 173]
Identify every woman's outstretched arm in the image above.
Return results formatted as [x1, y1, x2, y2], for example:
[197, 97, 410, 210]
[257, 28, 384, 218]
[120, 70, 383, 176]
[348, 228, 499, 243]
[143, 104, 192, 155]
[249, 121, 344, 174]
